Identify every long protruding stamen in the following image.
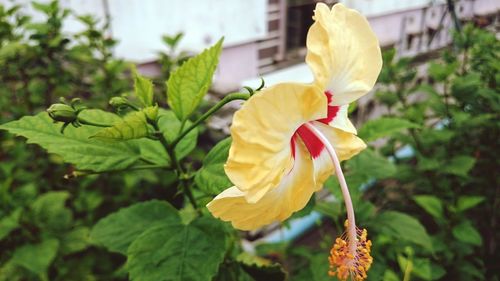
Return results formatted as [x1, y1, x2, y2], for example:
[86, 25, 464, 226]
[304, 122, 357, 258]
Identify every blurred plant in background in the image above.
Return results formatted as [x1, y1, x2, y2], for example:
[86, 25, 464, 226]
[0, 1, 498, 281]
[0, 1, 130, 118]
[1, 1, 144, 280]
[273, 24, 498, 281]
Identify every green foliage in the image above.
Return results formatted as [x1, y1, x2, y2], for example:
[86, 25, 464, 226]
[0, 110, 166, 172]
[134, 70, 154, 107]
[356, 23, 499, 280]
[11, 239, 59, 277]
[452, 221, 483, 246]
[236, 253, 287, 281]
[167, 38, 223, 120]
[0, 0, 129, 119]
[1, 2, 497, 280]
[0, 17, 255, 278]
[358, 117, 420, 142]
[92, 111, 150, 141]
[90, 200, 179, 255]
[346, 148, 397, 180]
[397, 253, 446, 280]
[0, 209, 21, 240]
[158, 110, 198, 160]
[413, 195, 444, 220]
[456, 196, 485, 212]
[90, 201, 180, 255]
[31, 191, 72, 231]
[375, 211, 433, 252]
[440, 155, 476, 177]
[195, 138, 232, 195]
[127, 216, 229, 281]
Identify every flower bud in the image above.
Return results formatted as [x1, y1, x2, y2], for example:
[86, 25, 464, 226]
[143, 105, 158, 122]
[109, 96, 130, 108]
[47, 103, 78, 123]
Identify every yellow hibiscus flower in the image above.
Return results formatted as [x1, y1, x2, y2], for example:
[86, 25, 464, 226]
[208, 3, 381, 280]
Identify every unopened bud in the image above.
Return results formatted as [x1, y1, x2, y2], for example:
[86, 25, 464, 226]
[143, 105, 158, 122]
[47, 103, 78, 123]
[109, 96, 129, 108]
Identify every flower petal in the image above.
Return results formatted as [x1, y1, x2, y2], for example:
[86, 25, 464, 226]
[306, 3, 382, 106]
[310, 121, 366, 185]
[208, 141, 317, 230]
[225, 83, 326, 203]
[327, 104, 357, 134]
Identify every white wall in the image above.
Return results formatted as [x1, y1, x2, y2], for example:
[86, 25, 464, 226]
[340, 0, 446, 17]
[6, 0, 268, 63]
[108, 0, 268, 62]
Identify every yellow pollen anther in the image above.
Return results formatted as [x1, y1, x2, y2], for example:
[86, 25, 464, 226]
[328, 226, 373, 281]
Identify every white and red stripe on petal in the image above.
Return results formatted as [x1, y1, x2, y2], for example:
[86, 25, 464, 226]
[290, 91, 365, 187]
[291, 91, 340, 159]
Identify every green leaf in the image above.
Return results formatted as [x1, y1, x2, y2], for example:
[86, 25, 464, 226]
[412, 258, 445, 280]
[456, 196, 485, 212]
[309, 254, 331, 281]
[397, 256, 443, 281]
[31, 2, 53, 14]
[0, 209, 22, 241]
[375, 211, 433, 252]
[237, 252, 287, 281]
[195, 138, 232, 195]
[167, 38, 223, 120]
[158, 110, 198, 159]
[417, 155, 442, 171]
[12, 239, 59, 275]
[457, 262, 485, 280]
[441, 155, 476, 177]
[0, 110, 166, 172]
[136, 139, 170, 166]
[314, 201, 341, 219]
[90, 200, 180, 255]
[215, 261, 254, 281]
[382, 270, 400, 281]
[31, 191, 72, 231]
[358, 117, 420, 142]
[429, 264, 446, 280]
[134, 71, 154, 107]
[451, 73, 482, 101]
[452, 221, 483, 246]
[413, 195, 444, 220]
[126, 216, 228, 281]
[60, 226, 90, 255]
[347, 149, 397, 179]
[163, 33, 184, 48]
[92, 111, 149, 140]
[428, 61, 458, 82]
[420, 129, 455, 146]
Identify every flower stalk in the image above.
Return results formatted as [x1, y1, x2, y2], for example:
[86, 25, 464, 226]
[304, 123, 357, 254]
[304, 122, 372, 281]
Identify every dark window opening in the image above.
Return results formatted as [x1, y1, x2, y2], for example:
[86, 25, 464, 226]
[286, 1, 316, 53]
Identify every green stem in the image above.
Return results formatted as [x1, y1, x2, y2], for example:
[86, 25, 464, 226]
[150, 122, 178, 169]
[127, 103, 141, 111]
[78, 117, 113, 127]
[403, 259, 413, 281]
[169, 92, 250, 149]
[395, 86, 425, 153]
[65, 164, 168, 178]
[150, 120, 199, 210]
[183, 182, 199, 212]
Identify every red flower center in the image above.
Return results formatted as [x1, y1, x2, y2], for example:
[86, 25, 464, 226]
[291, 91, 339, 159]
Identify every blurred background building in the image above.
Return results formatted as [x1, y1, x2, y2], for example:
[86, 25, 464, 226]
[7, 0, 499, 91]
